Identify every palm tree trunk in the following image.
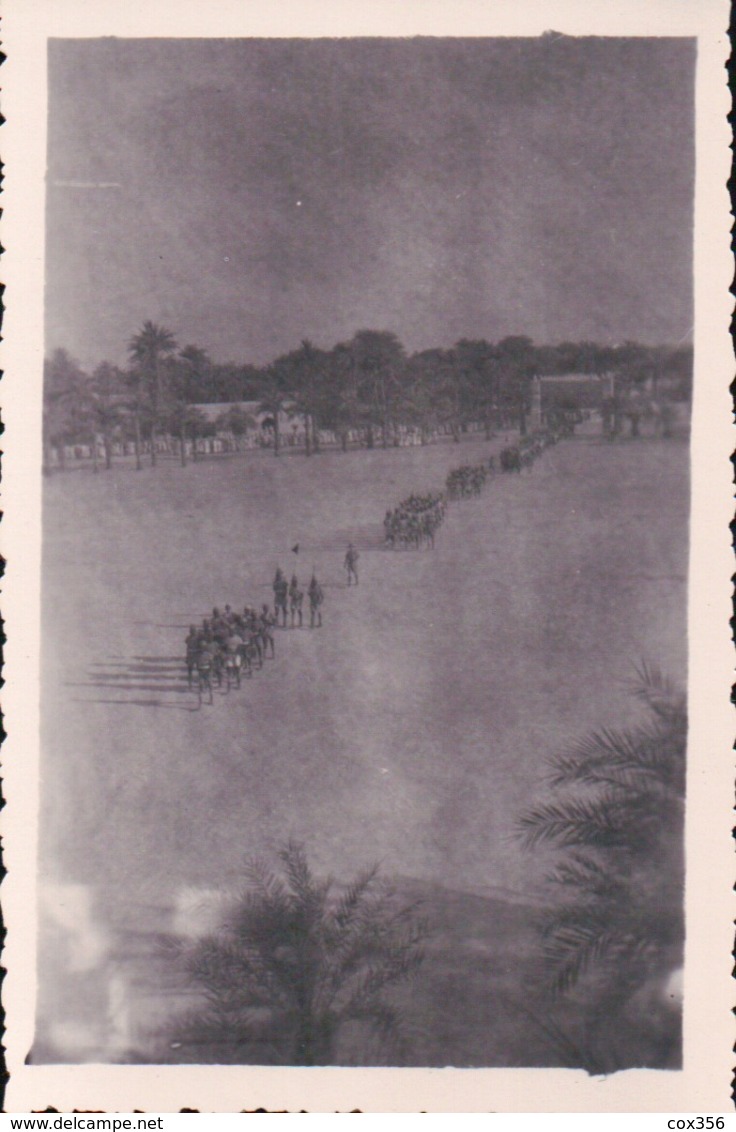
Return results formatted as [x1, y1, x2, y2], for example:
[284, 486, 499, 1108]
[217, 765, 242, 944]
[312, 416, 320, 453]
[304, 413, 311, 456]
[341, 429, 348, 453]
[150, 359, 161, 467]
[134, 412, 142, 471]
[179, 421, 187, 467]
[91, 432, 99, 474]
[103, 432, 113, 470]
[273, 415, 280, 456]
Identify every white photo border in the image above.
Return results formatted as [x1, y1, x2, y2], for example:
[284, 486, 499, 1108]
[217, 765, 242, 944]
[2, 0, 733, 1113]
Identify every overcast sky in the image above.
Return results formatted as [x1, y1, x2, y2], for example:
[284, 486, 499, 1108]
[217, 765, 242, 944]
[46, 36, 695, 370]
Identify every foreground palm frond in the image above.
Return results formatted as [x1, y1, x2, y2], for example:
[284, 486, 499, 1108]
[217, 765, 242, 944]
[519, 663, 686, 1010]
[518, 792, 634, 850]
[548, 720, 685, 795]
[173, 842, 428, 1065]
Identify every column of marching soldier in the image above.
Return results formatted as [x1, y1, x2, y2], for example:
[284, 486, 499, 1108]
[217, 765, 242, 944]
[183, 550, 358, 703]
[383, 424, 570, 548]
[185, 424, 569, 701]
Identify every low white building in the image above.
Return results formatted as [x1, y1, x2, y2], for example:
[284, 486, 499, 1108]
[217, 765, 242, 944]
[189, 400, 297, 435]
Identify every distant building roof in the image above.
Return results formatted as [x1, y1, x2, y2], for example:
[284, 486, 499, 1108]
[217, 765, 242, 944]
[190, 401, 298, 432]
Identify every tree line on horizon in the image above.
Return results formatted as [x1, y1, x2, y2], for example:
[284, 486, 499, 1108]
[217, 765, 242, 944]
[43, 324, 693, 472]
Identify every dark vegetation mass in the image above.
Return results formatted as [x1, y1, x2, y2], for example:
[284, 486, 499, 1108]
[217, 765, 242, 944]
[167, 842, 428, 1066]
[43, 326, 692, 472]
[518, 665, 686, 1072]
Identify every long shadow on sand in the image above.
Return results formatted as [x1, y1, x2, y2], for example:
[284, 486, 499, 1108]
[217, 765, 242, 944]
[66, 655, 201, 711]
[67, 650, 267, 711]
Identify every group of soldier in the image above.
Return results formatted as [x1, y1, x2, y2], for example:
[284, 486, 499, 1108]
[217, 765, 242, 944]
[185, 427, 571, 700]
[499, 427, 565, 473]
[385, 426, 571, 549]
[185, 567, 329, 702]
[185, 605, 275, 702]
[445, 460, 492, 499]
[271, 567, 326, 629]
[383, 491, 447, 550]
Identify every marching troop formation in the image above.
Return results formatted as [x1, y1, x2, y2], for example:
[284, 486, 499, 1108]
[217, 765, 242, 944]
[386, 425, 572, 547]
[498, 423, 572, 473]
[185, 425, 574, 702]
[184, 569, 325, 703]
[445, 461, 492, 499]
[383, 492, 447, 550]
[271, 567, 324, 629]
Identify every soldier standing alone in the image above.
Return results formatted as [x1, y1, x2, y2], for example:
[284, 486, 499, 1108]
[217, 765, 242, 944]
[344, 543, 359, 586]
[308, 574, 324, 627]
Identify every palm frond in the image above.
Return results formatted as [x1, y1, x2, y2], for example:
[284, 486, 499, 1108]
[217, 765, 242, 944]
[187, 932, 293, 1013]
[549, 723, 683, 786]
[279, 840, 313, 897]
[521, 665, 686, 1033]
[322, 914, 427, 1010]
[340, 949, 423, 1020]
[548, 851, 626, 901]
[242, 856, 289, 908]
[629, 661, 686, 718]
[176, 844, 426, 1064]
[542, 919, 625, 995]
[500, 992, 602, 1072]
[329, 866, 381, 932]
[518, 792, 631, 850]
[540, 891, 676, 999]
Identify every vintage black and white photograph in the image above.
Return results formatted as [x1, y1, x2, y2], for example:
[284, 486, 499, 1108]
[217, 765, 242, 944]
[3, 0, 733, 1112]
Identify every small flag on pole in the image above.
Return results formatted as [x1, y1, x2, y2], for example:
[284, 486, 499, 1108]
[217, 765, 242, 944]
[291, 543, 299, 554]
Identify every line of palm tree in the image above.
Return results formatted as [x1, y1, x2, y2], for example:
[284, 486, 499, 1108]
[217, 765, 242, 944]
[257, 367, 291, 457]
[43, 348, 92, 473]
[128, 321, 178, 468]
[168, 347, 214, 466]
[45, 332, 691, 468]
[90, 362, 127, 470]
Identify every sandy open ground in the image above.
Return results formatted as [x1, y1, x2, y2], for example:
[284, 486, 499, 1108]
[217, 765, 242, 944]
[36, 429, 689, 1064]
